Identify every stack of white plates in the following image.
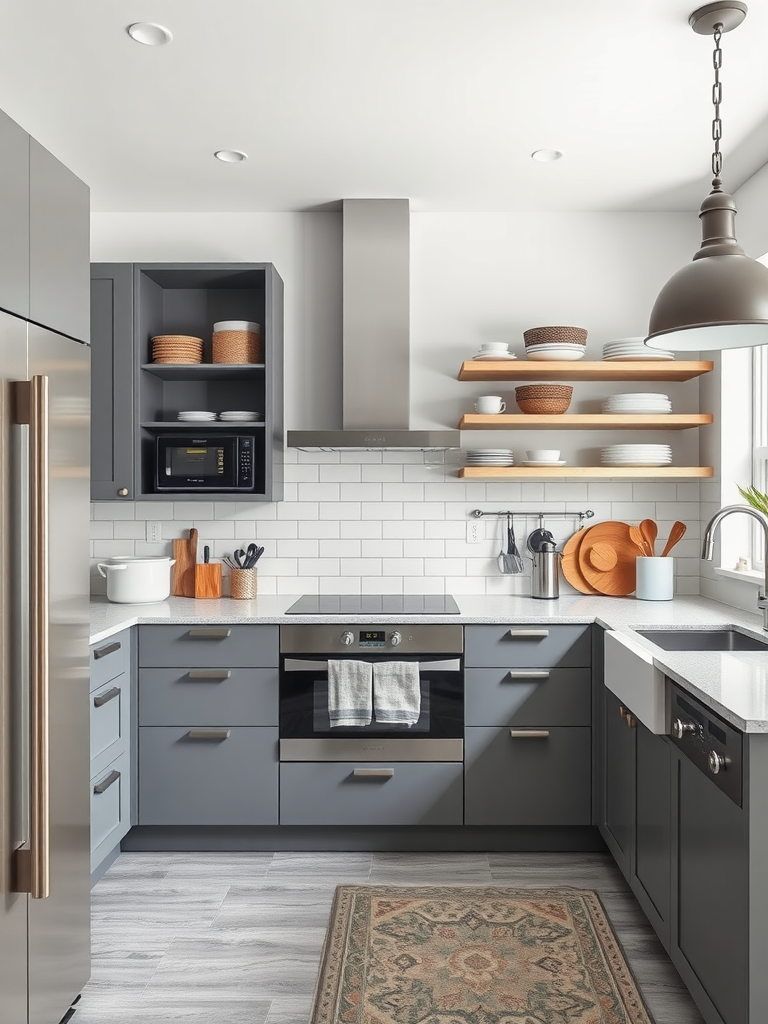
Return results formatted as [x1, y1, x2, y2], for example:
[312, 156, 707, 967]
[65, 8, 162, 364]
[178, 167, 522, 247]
[602, 393, 672, 414]
[603, 338, 674, 361]
[219, 410, 263, 421]
[465, 449, 514, 466]
[525, 344, 585, 362]
[601, 444, 672, 466]
[177, 410, 217, 422]
[472, 350, 517, 361]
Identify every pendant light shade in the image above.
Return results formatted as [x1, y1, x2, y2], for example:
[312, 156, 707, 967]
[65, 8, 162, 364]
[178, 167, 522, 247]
[645, 1, 768, 352]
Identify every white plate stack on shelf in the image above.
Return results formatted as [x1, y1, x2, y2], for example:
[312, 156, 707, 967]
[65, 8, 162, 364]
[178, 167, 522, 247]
[219, 410, 263, 422]
[177, 410, 217, 422]
[471, 342, 517, 361]
[601, 393, 672, 414]
[602, 338, 674, 361]
[465, 449, 514, 467]
[601, 444, 672, 467]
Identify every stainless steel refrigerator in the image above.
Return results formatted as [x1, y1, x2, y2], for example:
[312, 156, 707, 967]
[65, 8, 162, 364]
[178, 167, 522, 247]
[0, 309, 91, 1024]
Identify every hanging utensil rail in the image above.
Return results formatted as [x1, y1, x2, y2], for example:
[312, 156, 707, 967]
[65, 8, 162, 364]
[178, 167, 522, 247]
[470, 509, 595, 523]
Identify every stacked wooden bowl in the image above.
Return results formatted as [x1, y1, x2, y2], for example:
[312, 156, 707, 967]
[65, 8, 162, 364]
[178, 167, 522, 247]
[515, 384, 573, 414]
[561, 520, 645, 595]
[151, 335, 204, 364]
[523, 325, 588, 347]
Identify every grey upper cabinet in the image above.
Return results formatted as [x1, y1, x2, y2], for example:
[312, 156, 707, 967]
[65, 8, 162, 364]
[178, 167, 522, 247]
[29, 137, 90, 342]
[91, 264, 135, 500]
[0, 109, 30, 320]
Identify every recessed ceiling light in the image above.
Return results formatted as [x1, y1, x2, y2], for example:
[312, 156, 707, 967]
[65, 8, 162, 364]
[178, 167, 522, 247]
[531, 149, 563, 162]
[127, 23, 173, 46]
[214, 150, 248, 163]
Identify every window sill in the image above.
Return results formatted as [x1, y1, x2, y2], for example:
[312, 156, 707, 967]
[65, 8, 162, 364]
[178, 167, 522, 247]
[715, 566, 764, 586]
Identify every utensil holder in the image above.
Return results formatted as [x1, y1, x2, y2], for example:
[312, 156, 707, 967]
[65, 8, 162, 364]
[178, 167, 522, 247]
[230, 567, 258, 599]
[635, 556, 674, 601]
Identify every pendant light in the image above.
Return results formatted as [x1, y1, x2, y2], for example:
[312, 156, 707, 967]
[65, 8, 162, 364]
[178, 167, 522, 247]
[645, 2, 768, 352]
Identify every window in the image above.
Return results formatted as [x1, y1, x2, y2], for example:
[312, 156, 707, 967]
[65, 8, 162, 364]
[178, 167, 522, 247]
[750, 343, 768, 571]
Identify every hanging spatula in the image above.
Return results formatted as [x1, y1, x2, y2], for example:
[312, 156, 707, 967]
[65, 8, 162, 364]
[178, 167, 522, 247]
[498, 515, 525, 574]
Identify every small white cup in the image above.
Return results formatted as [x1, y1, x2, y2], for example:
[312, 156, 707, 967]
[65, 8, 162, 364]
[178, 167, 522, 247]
[475, 396, 506, 414]
[526, 449, 560, 462]
[636, 556, 674, 601]
[480, 342, 509, 352]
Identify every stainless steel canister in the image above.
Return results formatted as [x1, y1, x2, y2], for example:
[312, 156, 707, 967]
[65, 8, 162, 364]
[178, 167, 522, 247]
[531, 541, 561, 599]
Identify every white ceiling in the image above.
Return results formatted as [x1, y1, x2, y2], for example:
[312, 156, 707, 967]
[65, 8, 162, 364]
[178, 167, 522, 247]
[2, 0, 768, 213]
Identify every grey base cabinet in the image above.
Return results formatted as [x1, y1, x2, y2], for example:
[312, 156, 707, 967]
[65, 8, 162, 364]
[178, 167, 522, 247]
[280, 762, 463, 826]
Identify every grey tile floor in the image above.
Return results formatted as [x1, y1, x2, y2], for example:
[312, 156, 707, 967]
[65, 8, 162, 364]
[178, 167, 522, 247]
[74, 851, 705, 1024]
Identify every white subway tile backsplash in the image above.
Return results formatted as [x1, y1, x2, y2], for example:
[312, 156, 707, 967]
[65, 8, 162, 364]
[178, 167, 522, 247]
[298, 520, 339, 539]
[340, 520, 382, 539]
[676, 577, 701, 595]
[403, 576, 445, 594]
[383, 520, 424, 539]
[404, 538, 445, 558]
[425, 557, 465, 576]
[134, 500, 174, 519]
[403, 463, 445, 482]
[94, 502, 135, 521]
[299, 557, 340, 576]
[278, 501, 321, 520]
[299, 482, 341, 502]
[610, 502, 657, 521]
[404, 502, 444, 520]
[192, 520, 237, 540]
[343, 450, 382, 464]
[319, 576, 361, 595]
[173, 501, 215, 520]
[587, 482, 633, 502]
[428, 521, 464, 539]
[321, 538, 361, 558]
[89, 521, 114, 539]
[112, 521, 147, 540]
[284, 464, 320, 483]
[341, 558, 383, 576]
[320, 501, 360, 520]
[544, 482, 589, 502]
[299, 450, 339, 463]
[278, 574, 314, 594]
[677, 481, 701, 502]
[278, 539, 319, 558]
[362, 539, 403, 558]
[383, 558, 424, 576]
[362, 576, 403, 594]
[93, 540, 137, 557]
[256, 520, 300, 539]
[362, 501, 402, 520]
[320, 464, 361, 482]
[362, 464, 403, 482]
[340, 482, 382, 502]
[655, 502, 700, 522]
[383, 482, 425, 502]
[632, 482, 677, 502]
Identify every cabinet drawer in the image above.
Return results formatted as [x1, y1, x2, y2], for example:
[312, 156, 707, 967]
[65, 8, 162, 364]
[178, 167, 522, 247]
[464, 624, 591, 668]
[90, 630, 129, 690]
[90, 674, 129, 771]
[91, 749, 130, 871]
[138, 624, 278, 668]
[139, 667, 278, 727]
[280, 761, 463, 826]
[464, 726, 591, 826]
[139, 726, 278, 826]
[465, 668, 591, 727]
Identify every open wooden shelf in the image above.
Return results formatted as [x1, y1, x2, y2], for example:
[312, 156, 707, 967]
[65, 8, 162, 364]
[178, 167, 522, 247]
[141, 363, 265, 381]
[459, 466, 714, 480]
[458, 360, 714, 382]
[459, 413, 713, 431]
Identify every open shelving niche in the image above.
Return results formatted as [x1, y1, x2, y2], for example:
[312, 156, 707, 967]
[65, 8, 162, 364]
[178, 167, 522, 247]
[456, 359, 714, 480]
[134, 264, 284, 501]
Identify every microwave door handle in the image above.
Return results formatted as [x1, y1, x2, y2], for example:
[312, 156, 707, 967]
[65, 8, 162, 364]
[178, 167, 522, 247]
[165, 445, 172, 477]
[282, 657, 461, 673]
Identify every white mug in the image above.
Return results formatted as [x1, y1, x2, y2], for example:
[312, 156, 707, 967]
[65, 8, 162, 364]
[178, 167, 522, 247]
[475, 396, 506, 414]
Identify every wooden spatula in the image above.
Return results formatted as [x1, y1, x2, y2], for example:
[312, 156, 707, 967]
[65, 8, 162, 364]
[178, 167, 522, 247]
[629, 525, 649, 556]
[640, 519, 658, 557]
[661, 521, 687, 557]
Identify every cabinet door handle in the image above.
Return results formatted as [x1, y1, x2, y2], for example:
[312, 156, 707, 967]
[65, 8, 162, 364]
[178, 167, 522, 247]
[507, 629, 549, 639]
[93, 686, 121, 708]
[187, 629, 232, 639]
[186, 670, 231, 681]
[509, 729, 550, 739]
[352, 768, 394, 778]
[93, 640, 121, 660]
[505, 670, 550, 680]
[187, 729, 231, 740]
[93, 770, 121, 795]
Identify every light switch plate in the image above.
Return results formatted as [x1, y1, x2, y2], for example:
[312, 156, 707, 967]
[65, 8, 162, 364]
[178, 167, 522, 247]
[466, 521, 482, 544]
[146, 521, 163, 543]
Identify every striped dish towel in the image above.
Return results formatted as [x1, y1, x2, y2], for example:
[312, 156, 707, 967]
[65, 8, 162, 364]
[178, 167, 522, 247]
[328, 660, 373, 727]
[373, 662, 421, 726]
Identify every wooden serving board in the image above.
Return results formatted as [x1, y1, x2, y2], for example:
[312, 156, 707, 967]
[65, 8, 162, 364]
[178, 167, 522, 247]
[578, 521, 641, 596]
[561, 528, 601, 595]
[172, 527, 198, 597]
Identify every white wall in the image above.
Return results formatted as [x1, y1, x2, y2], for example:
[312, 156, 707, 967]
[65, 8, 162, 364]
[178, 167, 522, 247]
[91, 209, 704, 597]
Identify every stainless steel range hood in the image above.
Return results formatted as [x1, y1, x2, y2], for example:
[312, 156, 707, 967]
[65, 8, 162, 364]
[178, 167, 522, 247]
[287, 199, 460, 451]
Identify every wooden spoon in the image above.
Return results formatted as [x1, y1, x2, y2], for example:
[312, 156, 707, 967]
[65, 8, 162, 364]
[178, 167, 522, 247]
[629, 525, 649, 556]
[661, 520, 687, 557]
[640, 519, 658, 557]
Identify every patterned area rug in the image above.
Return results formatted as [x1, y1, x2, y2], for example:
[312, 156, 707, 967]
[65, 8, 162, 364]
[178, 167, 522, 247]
[310, 886, 653, 1024]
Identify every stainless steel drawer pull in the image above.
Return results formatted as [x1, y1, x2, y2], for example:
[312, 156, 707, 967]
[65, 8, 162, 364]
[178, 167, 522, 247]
[187, 729, 231, 740]
[186, 670, 231, 681]
[93, 640, 121, 660]
[187, 628, 232, 639]
[93, 770, 121, 795]
[352, 768, 394, 778]
[507, 629, 550, 639]
[93, 686, 121, 708]
[505, 670, 550, 681]
[509, 729, 550, 739]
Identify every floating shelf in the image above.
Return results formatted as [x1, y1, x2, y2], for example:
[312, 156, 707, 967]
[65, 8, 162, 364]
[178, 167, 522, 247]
[141, 363, 265, 381]
[140, 421, 265, 430]
[459, 413, 714, 430]
[458, 360, 714, 382]
[459, 466, 714, 480]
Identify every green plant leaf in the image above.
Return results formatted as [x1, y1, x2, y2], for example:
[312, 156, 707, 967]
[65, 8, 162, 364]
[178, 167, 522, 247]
[737, 484, 768, 514]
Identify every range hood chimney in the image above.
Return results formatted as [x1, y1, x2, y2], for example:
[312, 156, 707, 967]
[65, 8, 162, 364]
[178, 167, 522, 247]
[287, 199, 460, 451]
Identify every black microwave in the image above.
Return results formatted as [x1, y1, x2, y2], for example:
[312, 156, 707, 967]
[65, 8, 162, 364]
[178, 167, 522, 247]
[155, 434, 255, 492]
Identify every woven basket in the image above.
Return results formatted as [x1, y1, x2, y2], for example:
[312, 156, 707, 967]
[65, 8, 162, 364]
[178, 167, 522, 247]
[230, 567, 258, 599]
[151, 335, 203, 364]
[515, 384, 573, 399]
[523, 326, 588, 347]
[515, 384, 572, 414]
[212, 329, 263, 364]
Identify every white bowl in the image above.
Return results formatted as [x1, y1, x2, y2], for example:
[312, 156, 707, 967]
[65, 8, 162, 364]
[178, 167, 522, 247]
[213, 320, 260, 332]
[526, 449, 560, 462]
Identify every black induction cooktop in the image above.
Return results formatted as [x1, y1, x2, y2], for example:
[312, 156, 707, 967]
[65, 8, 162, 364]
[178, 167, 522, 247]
[284, 594, 461, 615]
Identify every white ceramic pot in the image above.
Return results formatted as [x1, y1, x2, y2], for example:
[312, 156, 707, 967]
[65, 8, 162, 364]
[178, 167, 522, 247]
[97, 556, 176, 604]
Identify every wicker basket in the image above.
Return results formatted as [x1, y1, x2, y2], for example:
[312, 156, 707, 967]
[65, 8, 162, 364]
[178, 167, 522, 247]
[523, 326, 588, 347]
[515, 384, 573, 415]
[212, 324, 263, 364]
[230, 567, 258, 599]
[151, 335, 204, 364]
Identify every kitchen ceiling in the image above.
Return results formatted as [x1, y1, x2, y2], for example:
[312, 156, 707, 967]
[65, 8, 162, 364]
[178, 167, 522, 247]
[2, 0, 768, 214]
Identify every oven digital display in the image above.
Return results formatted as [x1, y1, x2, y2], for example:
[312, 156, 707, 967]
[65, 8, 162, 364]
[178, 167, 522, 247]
[170, 445, 224, 477]
[359, 630, 385, 647]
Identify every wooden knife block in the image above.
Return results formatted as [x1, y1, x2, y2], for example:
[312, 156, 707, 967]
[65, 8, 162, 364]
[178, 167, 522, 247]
[194, 563, 222, 599]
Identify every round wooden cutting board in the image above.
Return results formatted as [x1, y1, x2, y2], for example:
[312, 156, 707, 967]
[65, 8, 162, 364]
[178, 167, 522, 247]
[561, 527, 601, 595]
[578, 521, 641, 596]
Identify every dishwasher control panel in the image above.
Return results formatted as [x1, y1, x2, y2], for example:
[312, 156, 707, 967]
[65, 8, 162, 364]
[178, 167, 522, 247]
[668, 682, 743, 806]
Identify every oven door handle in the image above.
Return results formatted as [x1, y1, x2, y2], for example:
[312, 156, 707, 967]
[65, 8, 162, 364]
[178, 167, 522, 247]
[282, 658, 461, 673]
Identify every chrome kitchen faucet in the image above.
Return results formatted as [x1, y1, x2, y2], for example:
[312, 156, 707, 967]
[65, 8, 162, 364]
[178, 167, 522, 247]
[702, 504, 768, 630]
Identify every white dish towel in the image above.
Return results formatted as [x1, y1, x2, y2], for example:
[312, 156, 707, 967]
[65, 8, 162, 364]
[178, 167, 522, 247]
[327, 660, 373, 728]
[373, 662, 421, 726]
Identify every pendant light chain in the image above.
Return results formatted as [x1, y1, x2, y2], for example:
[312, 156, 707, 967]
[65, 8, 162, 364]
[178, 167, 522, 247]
[711, 23, 723, 188]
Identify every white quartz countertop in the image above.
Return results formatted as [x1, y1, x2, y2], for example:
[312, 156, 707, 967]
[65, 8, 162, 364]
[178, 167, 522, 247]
[89, 593, 768, 733]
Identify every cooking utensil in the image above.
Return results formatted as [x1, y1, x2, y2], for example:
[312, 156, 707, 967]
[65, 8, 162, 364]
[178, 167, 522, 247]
[577, 521, 638, 596]
[561, 527, 601, 595]
[527, 527, 556, 554]
[661, 520, 687, 557]
[498, 515, 524, 574]
[640, 519, 658, 557]
[98, 556, 176, 604]
[629, 525, 650, 556]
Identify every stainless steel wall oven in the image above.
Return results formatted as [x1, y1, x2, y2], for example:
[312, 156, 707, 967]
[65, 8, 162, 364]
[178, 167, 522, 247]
[279, 623, 463, 761]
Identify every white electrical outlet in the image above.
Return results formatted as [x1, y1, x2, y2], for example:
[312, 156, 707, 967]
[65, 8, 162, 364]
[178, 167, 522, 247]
[146, 521, 163, 544]
[466, 521, 482, 544]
